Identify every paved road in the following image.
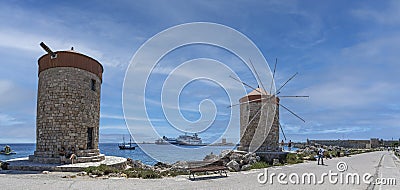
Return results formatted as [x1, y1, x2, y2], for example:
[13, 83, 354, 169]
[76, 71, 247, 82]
[0, 151, 399, 190]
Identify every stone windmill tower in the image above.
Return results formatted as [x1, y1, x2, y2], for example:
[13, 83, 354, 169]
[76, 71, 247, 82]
[238, 88, 280, 152]
[29, 43, 105, 164]
[231, 59, 307, 156]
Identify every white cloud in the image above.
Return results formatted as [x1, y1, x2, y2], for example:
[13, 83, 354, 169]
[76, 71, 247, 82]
[100, 113, 165, 122]
[0, 113, 24, 126]
[0, 80, 13, 95]
[305, 79, 390, 109]
[352, 0, 400, 25]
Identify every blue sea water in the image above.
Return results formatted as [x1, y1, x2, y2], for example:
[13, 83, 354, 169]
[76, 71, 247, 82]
[0, 144, 35, 162]
[0, 143, 234, 165]
[0, 144, 298, 165]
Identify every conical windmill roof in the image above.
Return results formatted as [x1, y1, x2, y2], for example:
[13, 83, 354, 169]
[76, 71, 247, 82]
[246, 88, 269, 96]
[239, 87, 270, 103]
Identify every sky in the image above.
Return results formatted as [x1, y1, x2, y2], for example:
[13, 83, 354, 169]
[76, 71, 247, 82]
[0, 0, 399, 143]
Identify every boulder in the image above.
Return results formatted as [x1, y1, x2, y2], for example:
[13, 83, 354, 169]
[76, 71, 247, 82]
[203, 152, 219, 162]
[241, 164, 251, 171]
[242, 152, 257, 164]
[171, 160, 188, 170]
[129, 160, 145, 168]
[77, 171, 87, 176]
[273, 159, 280, 166]
[226, 160, 240, 172]
[0, 161, 9, 170]
[154, 162, 171, 169]
[244, 152, 256, 159]
[229, 152, 244, 162]
[220, 149, 232, 158]
[221, 157, 231, 165]
[248, 157, 257, 165]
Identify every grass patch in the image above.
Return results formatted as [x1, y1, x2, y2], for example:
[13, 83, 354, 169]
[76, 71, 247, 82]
[83, 164, 190, 179]
[161, 170, 189, 177]
[84, 164, 119, 176]
[123, 168, 162, 179]
[250, 161, 269, 169]
[286, 153, 303, 164]
[123, 168, 190, 179]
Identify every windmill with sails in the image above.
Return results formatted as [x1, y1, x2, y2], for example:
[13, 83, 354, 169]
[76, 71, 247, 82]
[229, 59, 307, 153]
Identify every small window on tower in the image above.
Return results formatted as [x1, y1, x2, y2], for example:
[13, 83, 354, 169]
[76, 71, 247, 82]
[91, 79, 96, 91]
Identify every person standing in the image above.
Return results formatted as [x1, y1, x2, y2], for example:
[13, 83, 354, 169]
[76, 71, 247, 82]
[288, 140, 292, 151]
[59, 147, 66, 164]
[317, 147, 324, 165]
[281, 140, 285, 151]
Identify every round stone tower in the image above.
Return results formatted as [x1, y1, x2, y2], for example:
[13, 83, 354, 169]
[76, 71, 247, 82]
[238, 88, 280, 153]
[29, 49, 105, 164]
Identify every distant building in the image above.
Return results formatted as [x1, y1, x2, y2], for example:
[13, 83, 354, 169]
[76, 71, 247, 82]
[222, 138, 227, 144]
[308, 139, 369, 149]
[370, 138, 380, 148]
[308, 138, 396, 149]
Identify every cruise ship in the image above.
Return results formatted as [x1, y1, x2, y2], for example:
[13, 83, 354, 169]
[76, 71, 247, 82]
[155, 133, 207, 146]
[177, 133, 203, 145]
[155, 136, 179, 145]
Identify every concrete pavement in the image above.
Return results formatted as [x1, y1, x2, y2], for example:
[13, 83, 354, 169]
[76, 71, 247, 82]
[0, 151, 399, 190]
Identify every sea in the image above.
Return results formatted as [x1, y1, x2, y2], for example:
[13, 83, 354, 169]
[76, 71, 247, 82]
[0, 144, 297, 165]
[0, 143, 234, 165]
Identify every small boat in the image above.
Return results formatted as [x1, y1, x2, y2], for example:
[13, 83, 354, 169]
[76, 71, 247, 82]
[0, 151, 16, 155]
[119, 136, 136, 150]
[0, 145, 16, 155]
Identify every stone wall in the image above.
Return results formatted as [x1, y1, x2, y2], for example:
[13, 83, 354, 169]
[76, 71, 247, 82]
[308, 139, 370, 149]
[31, 66, 102, 163]
[238, 95, 280, 152]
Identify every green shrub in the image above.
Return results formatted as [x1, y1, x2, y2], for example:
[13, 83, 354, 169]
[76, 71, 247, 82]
[84, 164, 118, 176]
[91, 169, 104, 176]
[250, 161, 269, 169]
[123, 168, 162, 179]
[161, 170, 189, 177]
[83, 164, 189, 179]
[140, 170, 162, 179]
[286, 153, 303, 164]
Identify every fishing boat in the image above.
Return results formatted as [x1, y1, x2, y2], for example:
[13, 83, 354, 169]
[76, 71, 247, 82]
[0, 145, 16, 155]
[118, 136, 136, 150]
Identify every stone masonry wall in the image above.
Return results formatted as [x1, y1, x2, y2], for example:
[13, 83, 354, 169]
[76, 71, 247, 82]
[31, 67, 101, 162]
[239, 96, 280, 152]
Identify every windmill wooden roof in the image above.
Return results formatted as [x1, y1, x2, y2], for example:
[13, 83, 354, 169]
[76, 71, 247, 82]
[38, 51, 104, 81]
[239, 87, 279, 103]
[246, 88, 269, 96]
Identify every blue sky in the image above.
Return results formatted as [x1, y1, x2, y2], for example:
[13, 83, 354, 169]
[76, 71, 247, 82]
[0, 0, 399, 143]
